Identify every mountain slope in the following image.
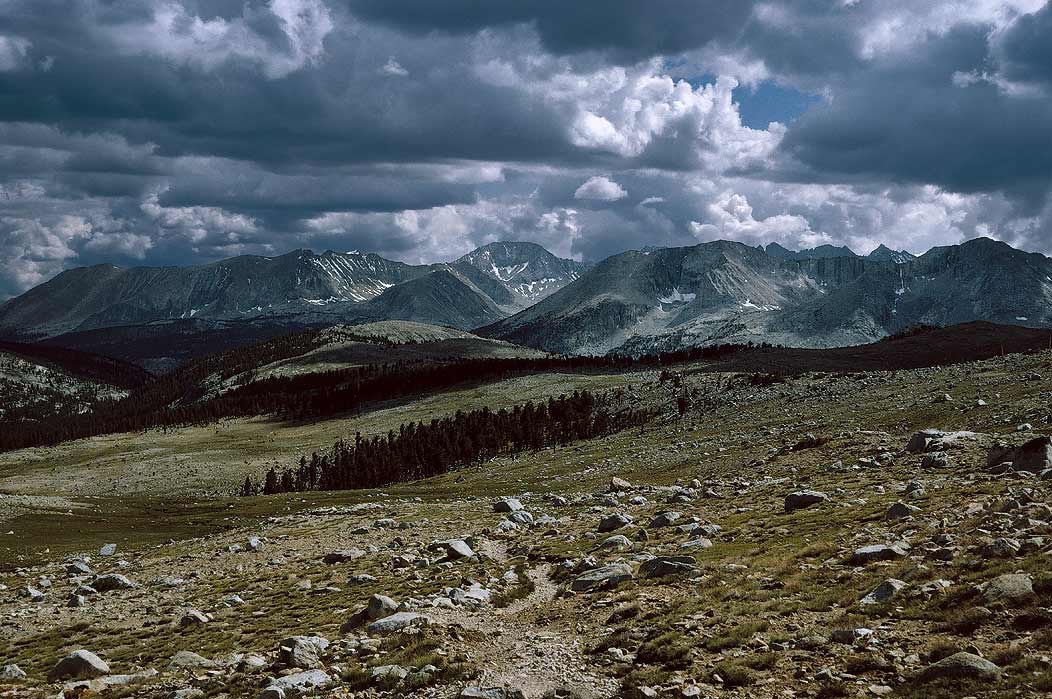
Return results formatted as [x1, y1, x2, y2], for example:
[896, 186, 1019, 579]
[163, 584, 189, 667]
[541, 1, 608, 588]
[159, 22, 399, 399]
[0, 243, 583, 339]
[483, 237, 1052, 355]
[451, 241, 585, 309]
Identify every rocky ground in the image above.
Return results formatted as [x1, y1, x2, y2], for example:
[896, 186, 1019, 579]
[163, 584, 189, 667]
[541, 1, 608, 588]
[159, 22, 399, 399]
[1, 350, 1051, 698]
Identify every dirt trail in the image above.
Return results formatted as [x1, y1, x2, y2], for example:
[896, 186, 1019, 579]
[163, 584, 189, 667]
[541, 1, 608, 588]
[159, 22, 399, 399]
[431, 563, 617, 698]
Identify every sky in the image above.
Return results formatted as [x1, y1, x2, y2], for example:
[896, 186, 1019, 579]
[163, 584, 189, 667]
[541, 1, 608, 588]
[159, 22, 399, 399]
[1, 0, 1052, 299]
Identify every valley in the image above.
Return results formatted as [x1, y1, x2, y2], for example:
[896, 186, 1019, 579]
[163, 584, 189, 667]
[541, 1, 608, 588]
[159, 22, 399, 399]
[0, 324, 1050, 698]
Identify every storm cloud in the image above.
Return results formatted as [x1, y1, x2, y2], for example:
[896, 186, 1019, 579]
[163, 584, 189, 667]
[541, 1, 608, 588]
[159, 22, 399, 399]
[1, 0, 1051, 299]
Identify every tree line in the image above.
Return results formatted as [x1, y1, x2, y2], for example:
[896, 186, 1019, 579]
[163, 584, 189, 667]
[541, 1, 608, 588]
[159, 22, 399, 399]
[0, 330, 755, 452]
[244, 389, 650, 494]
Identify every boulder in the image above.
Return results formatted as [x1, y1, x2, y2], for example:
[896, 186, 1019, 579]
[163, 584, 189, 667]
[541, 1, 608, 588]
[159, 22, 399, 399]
[48, 650, 110, 682]
[0, 664, 26, 680]
[981, 573, 1033, 606]
[322, 549, 365, 565]
[92, 574, 137, 592]
[368, 612, 430, 634]
[886, 502, 921, 520]
[258, 670, 331, 699]
[609, 477, 632, 492]
[638, 556, 698, 579]
[168, 651, 216, 670]
[784, 490, 828, 513]
[66, 561, 94, 577]
[441, 539, 476, 561]
[850, 544, 908, 565]
[493, 498, 523, 513]
[917, 652, 1001, 684]
[180, 609, 210, 626]
[861, 579, 908, 605]
[506, 511, 534, 526]
[599, 535, 633, 552]
[598, 513, 633, 533]
[461, 687, 527, 699]
[570, 563, 633, 592]
[366, 594, 399, 620]
[99, 543, 117, 557]
[277, 636, 329, 670]
[648, 511, 682, 528]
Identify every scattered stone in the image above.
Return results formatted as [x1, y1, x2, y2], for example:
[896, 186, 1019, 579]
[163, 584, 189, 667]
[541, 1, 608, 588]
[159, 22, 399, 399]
[441, 539, 476, 561]
[784, 490, 828, 513]
[0, 664, 26, 680]
[277, 636, 329, 670]
[598, 513, 633, 533]
[493, 498, 522, 513]
[850, 544, 908, 565]
[65, 561, 93, 577]
[48, 650, 110, 682]
[169, 651, 216, 670]
[322, 549, 365, 565]
[180, 609, 210, 626]
[99, 543, 116, 557]
[917, 652, 1001, 683]
[599, 534, 633, 551]
[461, 687, 527, 699]
[609, 477, 632, 492]
[258, 669, 331, 699]
[886, 502, 921, 520]
[648, 511, 682, 528]
[571, 563, 633, 592]
[92, 574, 137, 592]
[368, 612, 430, 634]
[638, 556, 698, 578]
[861, 579, 908, 605]
[981, 573, 1033, 605]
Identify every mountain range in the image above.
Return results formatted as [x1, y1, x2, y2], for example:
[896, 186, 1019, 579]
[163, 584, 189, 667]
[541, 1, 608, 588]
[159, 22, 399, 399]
[1, 237, 1049, 361]
[481, 237, 1052, 354]
[0, 242, 583, 339]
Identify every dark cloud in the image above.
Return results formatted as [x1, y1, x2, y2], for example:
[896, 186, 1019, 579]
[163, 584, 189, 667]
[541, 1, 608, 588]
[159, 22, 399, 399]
[1, 0, 1052, 301]
[344, 0, 754, 62]
[778, 23, 1052, 201]
[997, 2, 1052, 87]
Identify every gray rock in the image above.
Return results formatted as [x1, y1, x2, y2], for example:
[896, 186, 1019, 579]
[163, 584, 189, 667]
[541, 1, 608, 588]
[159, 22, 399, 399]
[461, 687, 527, 699]
[277, 636, 329, 670]
[48, 650, 110, 682]
[784, 490, 828, 513]
[639, 556, 698, 578]
[850, 544, 908, 565]
[367, 612, 430, 634]
[598, 513, 633, 533]
[493, 498, 522, 513]
[180, 609, 210, 626]
[247, 536, 263, 551]
[258, 669, 331, 699]
[0, 664, 26, 680]
[886, 502, 921, 520]
[988, 436, 1052, 473]
[66, 561, 94, 577]
[917, 652, 1001, 683]
[367, 594, 399, 620]
[370, 664, 408, 683]
[99, 543, 117, 557]
[442, 539, 476, 560]
[570, 563, 633, 592]
[861, 579, 908, 605]
[599, 534, 633, 551]
[609, 477, 632, 492]
[169, 651, 217, 670]
[981, 538, 1020, 558]
[507, 511, 534, 526]
[981, 573, 1033, 605]
[648, 511, 682, 528]
[322, 549, 365, 565]
[680, 538, 713, 550]
[92, 574, 137, 592]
